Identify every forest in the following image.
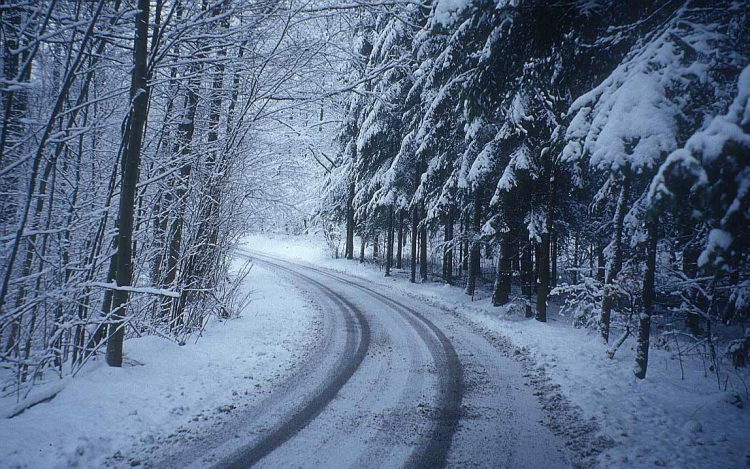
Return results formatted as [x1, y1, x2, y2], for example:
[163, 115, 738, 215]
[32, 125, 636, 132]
[0, 0, 749, 466]
[318, 0, 750, 381]
[0, 0, 338, 397]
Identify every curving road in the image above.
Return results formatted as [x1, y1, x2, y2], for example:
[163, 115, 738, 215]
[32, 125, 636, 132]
[153, 252, 569, 469]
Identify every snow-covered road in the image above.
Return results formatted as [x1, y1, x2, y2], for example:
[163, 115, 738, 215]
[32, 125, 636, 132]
[153, 252, 570, 468]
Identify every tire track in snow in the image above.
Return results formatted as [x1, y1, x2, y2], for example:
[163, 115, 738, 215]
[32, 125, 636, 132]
[247, 252, 463, 469]
[215, 254, 371, 469]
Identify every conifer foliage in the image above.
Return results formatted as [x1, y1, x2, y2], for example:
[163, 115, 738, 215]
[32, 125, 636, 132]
[320, 0, 749, 379]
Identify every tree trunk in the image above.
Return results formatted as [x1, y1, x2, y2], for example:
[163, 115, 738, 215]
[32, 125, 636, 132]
[386, 206, 394, 276]
[182, 7, 231, 309]
[345, 182, 355, 259]
[360, 234, 366, 263]
[634, 217, 658, 379]
[0, 5, 32, 224]
[534, 242, 540, 291]
[162, 62, 201, 324]
[492, 234, 512, 306]
[411, 158, 422, 282]
[419, 206, 427, 282]
[396, 210, 404, 269]
[536, 236, 550, 322]
[107, 0, 150, 367]
[550, 232, 558, 288]
[465, 187, 482, 296]
[522, 240, 533, 317]
[599, 171, 631, 343]
[443, 213, 453, 284]
[373, 233, 379, 259]
[572, 235, 579, 285]
[416, 229, 420, 266]
[462, 216, 469, 273]
[536, 166, 556, 323]
[410, 205, 418, 283]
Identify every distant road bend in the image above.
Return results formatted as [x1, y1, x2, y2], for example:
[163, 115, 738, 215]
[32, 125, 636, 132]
[154, 251, 569, 469]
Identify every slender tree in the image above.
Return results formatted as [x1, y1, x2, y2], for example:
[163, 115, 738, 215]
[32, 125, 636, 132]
[107, 0, 151, 367]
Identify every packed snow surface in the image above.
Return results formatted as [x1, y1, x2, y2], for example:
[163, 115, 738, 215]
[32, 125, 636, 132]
[242, 233, 750, 469]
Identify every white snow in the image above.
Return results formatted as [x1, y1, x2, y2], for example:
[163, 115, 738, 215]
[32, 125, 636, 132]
[431, 0, 473, 27]
[564, 12, 735, 174]
[244, 233, 750, 469]
[699, 229, 734, 268]
[0, 261, 318, 469]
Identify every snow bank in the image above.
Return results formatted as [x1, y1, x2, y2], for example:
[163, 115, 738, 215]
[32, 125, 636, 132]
[246, 233, 750, 469]
[0, 261, 318, 468]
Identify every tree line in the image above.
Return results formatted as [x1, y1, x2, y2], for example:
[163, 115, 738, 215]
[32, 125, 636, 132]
[320, 0, 750, 379]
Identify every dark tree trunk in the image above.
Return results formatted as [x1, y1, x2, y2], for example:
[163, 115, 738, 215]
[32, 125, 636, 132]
[0, 7, 20, 168]
[397, 211, 404, 269]
[536, 166, 556, 323]
[0, 5, 32, 225]
[345, 182, 354, 259]
[410, 205, 418, 283]
[373, 233, 379, 259]
[462, 218, 469, 273]
[396, 210, 404, 269]
[360, 234, 366, 263]
[599, 171, 631, 343]
[522, 240, 533, 317]
[521, 239, 533, 296]
[107, 0, 150, 367]
[163, 65, 201, 324]
[385, 205, 394, 277]
[572, 235, 579, 285]
[550, 232, 558, 288]
[417, 229, 420, 267]
[492, 235, 512, 306]
[534, 242, 541, 291]
[465, 188, 482, 296]
[411, 159, 423, 283]
[386, 206, 394, 276]
[536, 235, 550, 322]
[634, 217, 658, 379]
[419, 206, 427, 282]
[458, 229, 464, 277]
[443, 213, 454, 284]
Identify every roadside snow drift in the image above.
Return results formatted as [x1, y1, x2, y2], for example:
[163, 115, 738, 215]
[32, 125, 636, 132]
[0, 262, 318, 469]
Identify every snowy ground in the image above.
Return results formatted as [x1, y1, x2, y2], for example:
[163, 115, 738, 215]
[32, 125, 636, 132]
[2, 233, 747, 469]
[0, 261, 320, 469]
[242, 233, 750, 469]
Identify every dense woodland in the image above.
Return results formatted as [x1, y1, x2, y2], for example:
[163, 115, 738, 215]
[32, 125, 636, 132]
[1, 0, 749, 401]
[318, 0, 750, 381]
[0, 0, 339, 398]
